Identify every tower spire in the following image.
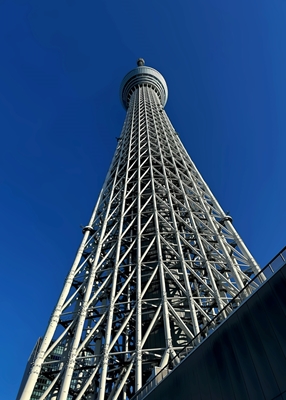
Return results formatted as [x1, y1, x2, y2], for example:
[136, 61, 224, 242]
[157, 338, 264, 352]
[137, 58, 145, 66]
[18, 62, 264, 400]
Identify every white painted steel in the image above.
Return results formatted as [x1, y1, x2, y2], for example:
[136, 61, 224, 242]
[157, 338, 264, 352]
[19, 62, 263, 400]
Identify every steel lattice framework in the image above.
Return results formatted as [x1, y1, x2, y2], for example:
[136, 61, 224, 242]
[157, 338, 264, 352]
[19, 60, 263, 400]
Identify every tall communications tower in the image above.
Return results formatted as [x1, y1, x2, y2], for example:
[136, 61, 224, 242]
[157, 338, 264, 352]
[19, 60, 263, 400]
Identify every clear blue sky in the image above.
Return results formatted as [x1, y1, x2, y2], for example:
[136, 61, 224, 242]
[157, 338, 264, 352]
[1, 1, 285, 398]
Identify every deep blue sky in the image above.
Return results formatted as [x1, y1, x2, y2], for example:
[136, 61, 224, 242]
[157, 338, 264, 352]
[1, 1, 286, 398]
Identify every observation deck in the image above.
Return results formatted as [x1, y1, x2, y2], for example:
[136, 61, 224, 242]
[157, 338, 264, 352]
[120, 58, 168, 109]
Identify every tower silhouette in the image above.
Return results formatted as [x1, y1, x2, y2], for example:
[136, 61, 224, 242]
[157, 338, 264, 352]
[19, 59, 263, 400]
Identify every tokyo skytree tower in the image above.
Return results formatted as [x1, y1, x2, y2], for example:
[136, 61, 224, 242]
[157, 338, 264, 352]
[19, 59, 263, 400]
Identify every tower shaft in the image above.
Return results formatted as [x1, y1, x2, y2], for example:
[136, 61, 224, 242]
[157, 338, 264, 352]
[19, 61, 263, 400]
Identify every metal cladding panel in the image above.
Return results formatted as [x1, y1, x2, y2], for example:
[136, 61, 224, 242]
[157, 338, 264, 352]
[143, 262, 286, 400]
[238, 298, 280, 398]
[244, 295, 286, 394]
[224, 313, 265, 398]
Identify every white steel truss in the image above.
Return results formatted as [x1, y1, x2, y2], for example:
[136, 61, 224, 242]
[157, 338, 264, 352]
[19, 60, 264, 400]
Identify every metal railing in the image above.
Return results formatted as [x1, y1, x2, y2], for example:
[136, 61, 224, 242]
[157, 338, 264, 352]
[131, 246, 286, 400]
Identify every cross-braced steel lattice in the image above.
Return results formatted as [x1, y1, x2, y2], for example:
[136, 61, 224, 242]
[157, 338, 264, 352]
[19, 59, 264, 400]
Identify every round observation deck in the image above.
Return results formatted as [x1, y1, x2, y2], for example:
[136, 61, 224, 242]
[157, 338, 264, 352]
[120, 59, 168, 109]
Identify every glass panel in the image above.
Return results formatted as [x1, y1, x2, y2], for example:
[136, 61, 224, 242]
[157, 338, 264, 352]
[281, 248, 286, 262]
[263, 265, 276, 279]
[271, 255, 285, 272]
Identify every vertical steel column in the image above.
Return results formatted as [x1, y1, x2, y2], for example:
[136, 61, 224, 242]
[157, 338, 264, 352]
[145, 87, 177, 364]
[135, 87, 142, 391]
[97, 102, 135, 400]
